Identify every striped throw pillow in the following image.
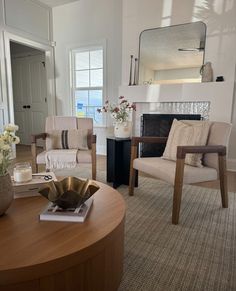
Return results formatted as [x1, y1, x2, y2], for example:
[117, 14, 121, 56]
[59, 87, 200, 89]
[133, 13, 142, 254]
[46, 129, 89, 150]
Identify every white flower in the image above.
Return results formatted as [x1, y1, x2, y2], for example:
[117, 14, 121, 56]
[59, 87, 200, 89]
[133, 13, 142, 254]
[4, 124, 19, 132]
[12, 136, 20, 144]
[2, 144, 11, 151]
[0, 124, 20, 175]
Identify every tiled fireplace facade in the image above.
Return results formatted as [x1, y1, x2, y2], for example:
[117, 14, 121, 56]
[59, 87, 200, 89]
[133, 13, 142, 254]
[133, 101, 210, 135]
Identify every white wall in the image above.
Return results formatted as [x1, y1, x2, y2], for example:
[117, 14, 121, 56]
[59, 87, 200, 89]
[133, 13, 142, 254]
[154, 67, 201, 82]
[122, 0, 236, 85]
[122, 0, 236, 165]
[52, 0, 122, 154]
[0, 0, 53, 132]
[4, 0, 52, 42]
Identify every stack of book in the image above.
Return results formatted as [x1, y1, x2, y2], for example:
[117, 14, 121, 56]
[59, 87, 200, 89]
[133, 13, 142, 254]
[39, 197, 93, 222]
[12, 172, 57, 198]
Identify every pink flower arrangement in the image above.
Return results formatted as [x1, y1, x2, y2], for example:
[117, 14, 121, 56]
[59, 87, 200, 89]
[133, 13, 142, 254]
[97, 96, 136, 123]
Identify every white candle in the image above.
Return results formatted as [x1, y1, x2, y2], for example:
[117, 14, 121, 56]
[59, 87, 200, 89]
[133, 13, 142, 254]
[13, 167, 32, 183]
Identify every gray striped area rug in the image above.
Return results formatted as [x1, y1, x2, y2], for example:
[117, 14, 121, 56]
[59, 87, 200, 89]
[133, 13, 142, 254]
[54, 168, 236, 290]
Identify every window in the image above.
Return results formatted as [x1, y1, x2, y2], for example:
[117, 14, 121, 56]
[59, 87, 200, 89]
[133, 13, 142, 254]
[71, 46, 105, 125]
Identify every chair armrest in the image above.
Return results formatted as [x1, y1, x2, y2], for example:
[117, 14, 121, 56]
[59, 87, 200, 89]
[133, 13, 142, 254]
[31, 133, 47, 143]
[87, 134, 96, 149]
[176, 145, 227, 159]
[131, 136, 168, 146]
[91, 134, 97, 144]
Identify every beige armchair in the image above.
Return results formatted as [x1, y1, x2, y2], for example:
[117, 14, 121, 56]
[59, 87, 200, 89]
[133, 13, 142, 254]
[129, 121, 232, 225]
[31, 116, 96, 180]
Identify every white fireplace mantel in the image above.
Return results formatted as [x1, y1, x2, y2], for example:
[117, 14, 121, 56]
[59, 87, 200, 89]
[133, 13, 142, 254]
[119, 81, 234, 122]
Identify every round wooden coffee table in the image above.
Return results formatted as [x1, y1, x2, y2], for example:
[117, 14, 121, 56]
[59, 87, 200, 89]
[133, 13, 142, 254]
[0, 181, 126, 291]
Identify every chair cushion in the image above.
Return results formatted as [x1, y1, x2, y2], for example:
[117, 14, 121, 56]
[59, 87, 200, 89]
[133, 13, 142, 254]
[36, 150, 92, 165]
[46, 116, 77, 131]
[133, 157, 217, 185]
[204, 122, 232, 170]
[36, 151, 47, 164]
[46, 129, 89, 150]
[162, 119, 210, 167]
[45, 116, 94, 150]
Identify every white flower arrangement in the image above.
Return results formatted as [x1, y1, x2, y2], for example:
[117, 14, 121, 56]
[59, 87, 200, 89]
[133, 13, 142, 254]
[0, 124, 20, 176]
[97, 96, 136, 124]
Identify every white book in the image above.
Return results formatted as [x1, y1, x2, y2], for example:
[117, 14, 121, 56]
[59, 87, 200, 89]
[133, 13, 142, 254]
[39, 197, 93, 223]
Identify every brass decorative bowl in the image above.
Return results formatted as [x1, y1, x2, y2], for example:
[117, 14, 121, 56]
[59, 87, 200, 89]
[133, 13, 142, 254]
[39, 177, 100, 209]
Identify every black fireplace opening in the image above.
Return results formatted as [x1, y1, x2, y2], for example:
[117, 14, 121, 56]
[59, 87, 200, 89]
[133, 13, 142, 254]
[140, 113, 201, 157]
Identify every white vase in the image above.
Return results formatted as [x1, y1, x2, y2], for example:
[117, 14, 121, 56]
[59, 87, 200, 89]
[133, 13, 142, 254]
[114, 122, 132, 138]
[200, 62, 213, 82]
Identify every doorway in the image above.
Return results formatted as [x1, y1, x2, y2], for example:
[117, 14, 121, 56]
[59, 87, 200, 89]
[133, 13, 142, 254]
[10, 42, 48, 144]
[4, 32, 56, 150]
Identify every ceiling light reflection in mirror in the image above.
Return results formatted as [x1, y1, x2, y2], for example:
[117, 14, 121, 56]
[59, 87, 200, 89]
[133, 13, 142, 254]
[138, 22, 206, 85]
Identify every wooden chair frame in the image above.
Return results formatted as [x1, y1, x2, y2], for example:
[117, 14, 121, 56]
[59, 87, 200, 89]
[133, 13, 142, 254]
[129, 136, 228, 225]
[31, 133, 97, 180]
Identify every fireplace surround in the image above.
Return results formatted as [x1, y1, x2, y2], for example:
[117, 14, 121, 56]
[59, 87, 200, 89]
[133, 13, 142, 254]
[140, 113, 201, 157]
[119, 81, 234, 124]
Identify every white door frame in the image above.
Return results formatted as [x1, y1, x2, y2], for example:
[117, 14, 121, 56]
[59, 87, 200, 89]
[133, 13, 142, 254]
[3, 31, 56, 125]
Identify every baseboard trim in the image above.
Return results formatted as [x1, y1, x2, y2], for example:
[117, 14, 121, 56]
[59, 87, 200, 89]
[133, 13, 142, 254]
[227, 158, 236, 172]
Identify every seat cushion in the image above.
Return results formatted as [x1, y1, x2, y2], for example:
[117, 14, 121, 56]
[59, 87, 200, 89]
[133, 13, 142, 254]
[36, 150, 92, 165]
[77, 150, 92, 163]
[162, 119, 210, 167]
[133, 157, 217, 185]
[36, 151, 47, 164]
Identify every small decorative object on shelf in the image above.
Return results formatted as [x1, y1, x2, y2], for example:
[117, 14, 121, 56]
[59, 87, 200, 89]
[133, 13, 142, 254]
[39, 176, 99, 209]
[200, 62, 213, 82]
[97, 96, 136, 138]
[13, 162, 32, 183]
[216, 76, 224, 82]
[133, 58, 138, 85]
[0, 124, 20, 216]
[129, 55, 134, 86]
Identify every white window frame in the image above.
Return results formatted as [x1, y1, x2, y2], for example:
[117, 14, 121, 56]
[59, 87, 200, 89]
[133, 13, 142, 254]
[70, 42, 106, 127]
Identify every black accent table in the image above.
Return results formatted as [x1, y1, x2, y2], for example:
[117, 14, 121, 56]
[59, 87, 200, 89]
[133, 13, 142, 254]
[107, 137, 138, 189]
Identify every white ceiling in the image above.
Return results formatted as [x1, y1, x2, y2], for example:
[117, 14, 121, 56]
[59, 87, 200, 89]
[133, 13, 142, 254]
[38, 0, 79, 7]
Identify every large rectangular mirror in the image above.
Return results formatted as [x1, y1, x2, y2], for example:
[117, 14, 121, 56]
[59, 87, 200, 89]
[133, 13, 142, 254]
[138, 22, 206, 85]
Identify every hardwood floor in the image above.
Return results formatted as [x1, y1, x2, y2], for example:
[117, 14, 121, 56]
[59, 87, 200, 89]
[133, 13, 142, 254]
[13, 145, 236, 192]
